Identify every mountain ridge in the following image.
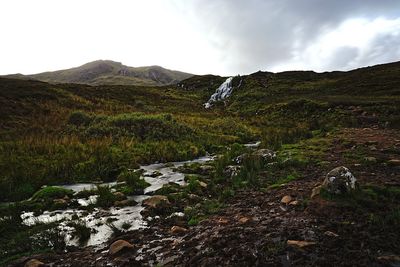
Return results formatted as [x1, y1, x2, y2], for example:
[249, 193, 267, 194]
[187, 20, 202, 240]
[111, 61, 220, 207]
[3, 60, 193, 86]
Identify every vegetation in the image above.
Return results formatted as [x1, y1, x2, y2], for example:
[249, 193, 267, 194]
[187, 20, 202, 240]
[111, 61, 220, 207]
[1, 61, 400, 264]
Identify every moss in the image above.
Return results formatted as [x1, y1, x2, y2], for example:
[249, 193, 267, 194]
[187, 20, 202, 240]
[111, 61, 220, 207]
[31, 186, 73, 201]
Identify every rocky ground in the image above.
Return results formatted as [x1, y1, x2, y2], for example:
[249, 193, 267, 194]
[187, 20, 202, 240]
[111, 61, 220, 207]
[11, 127, 400, 267]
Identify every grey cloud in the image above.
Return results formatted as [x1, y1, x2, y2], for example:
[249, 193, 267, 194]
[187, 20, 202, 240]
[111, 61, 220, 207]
[178, 0, 400, 73]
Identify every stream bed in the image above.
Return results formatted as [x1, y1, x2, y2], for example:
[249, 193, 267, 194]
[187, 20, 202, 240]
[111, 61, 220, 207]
[20, 155, 214, 247]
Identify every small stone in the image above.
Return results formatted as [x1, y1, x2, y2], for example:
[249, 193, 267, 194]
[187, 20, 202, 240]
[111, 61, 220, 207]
[324, 231, 339, 237]
[311, 185, 322, 198]
[114, 199, 136, 207]
[188, 194, 201, 201]
[109, 240, 134, 256]
[142, 195, 170, 209]
[24, 259, 45, 267]
[388, 159, 400, 166]
[53, 198, 67, 205]
[377, 255, 400, 265]
[287, 240, 316, 248]
[364, 157, 377, 163]
[289, 200, 299, 206]
[113, 192, 126, 201]
[238, 217, 251, 224]
[217, 218, 229, 224]
[253, 149, 276, 161]
[170, 226, 188, 234]
[199, 181, 207, 188]
[281, 195, 292, 204]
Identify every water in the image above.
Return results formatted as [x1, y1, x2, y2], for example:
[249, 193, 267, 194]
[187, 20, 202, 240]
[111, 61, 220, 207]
[204, 77, 234, 108]
[20, 155, 214, 247]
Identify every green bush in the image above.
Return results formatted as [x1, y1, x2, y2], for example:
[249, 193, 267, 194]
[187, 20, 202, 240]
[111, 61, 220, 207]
[95, 186, 115, 207]
[117, 169, 150, 194]
[68, 221, 91, 245]
[68, 111, 93, 126]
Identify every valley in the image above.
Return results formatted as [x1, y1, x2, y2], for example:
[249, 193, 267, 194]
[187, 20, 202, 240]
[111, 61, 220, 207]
[0, 61, 400, 266]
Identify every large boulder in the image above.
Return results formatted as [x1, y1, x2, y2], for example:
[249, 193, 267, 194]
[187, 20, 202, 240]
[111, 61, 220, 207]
[322, 166, 358, 194]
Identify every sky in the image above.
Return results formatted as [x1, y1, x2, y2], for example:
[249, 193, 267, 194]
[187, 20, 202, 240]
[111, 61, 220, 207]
[0, 0, 400, 76]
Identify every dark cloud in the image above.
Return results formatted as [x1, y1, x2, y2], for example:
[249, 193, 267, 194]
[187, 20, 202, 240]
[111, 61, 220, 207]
[178, 0, 400, 73]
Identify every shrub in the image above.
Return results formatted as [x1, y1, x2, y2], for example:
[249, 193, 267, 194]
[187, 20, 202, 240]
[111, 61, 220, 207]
[117, 169, 150, 194]
[68, 111, 93, 126]
[96, 186, 115, 207]
[68, 221, 91, 245]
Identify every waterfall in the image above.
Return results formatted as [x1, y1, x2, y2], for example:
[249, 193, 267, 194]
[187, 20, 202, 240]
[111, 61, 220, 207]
[204, 77, 234, 108]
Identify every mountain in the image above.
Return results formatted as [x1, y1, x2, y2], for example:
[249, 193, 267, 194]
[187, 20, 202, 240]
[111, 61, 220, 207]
[3, 60, 193, 86]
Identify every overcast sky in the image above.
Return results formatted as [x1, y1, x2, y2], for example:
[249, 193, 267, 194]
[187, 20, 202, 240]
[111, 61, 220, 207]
[1, 0, 399, 76]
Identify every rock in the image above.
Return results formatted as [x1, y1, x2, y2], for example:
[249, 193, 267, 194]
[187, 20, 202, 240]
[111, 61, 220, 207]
[217, 218, 229, 224]
[198, 165, 214, 175]
[224, 165, 241, 178]
[109, 240, 134, 256]
[171, 226, 188, 234]
[188, 194, 201, 201]
[53, 198, 67, 205]
[324, 231, 339, 237]
[388, 159, 400, 166]
[24, 259, 45, 267]
[142, 195, 170, 209]
[147, 171, 162, 177]
[113, 192, 126, 201]
[289, 200, 299, 206]
[199, 181, 207, 188]
[281, 195, 292, 204]
[253, 149, 276, 161]
[238, 216, 251, 224]
[114, 199, 137, 207]
[287, 240, 316, 248]
[364, 156, 377, 163]
[322, 166, 358, 194]
[311, 185, 322, 198]
[95, 210, 111, 218]
[377, 255, 400, 265]
[234, 154, 247, 164]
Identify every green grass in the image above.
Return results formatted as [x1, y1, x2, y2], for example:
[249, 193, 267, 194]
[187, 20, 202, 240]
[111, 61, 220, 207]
[31, 186, 73, 201]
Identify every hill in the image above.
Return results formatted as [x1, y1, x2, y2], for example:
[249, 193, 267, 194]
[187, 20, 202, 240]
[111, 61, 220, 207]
[3, 60, 193, 86]
[0, 60, 400, 266]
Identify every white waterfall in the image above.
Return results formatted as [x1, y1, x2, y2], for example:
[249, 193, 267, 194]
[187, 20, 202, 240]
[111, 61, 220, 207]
[204, 77, 234, 108]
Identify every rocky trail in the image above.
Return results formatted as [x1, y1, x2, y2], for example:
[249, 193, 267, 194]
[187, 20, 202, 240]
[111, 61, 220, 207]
[11, 127, 400, 267]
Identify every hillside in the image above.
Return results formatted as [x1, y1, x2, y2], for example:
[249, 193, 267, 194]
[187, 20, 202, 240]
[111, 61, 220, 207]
[0, 61, 400, 266]
[3, 60, 193, 86]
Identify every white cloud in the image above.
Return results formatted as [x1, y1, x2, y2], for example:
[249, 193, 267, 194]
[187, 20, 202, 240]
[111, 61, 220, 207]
[0, 0, 399, 75]
[272, 17, 400, 72]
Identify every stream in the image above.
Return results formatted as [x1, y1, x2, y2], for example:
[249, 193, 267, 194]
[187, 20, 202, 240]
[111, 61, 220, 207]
[20, 155, 214, 247]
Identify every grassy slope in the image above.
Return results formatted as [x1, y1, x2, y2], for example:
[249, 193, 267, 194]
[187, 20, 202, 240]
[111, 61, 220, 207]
[0, 61, 399, 202]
